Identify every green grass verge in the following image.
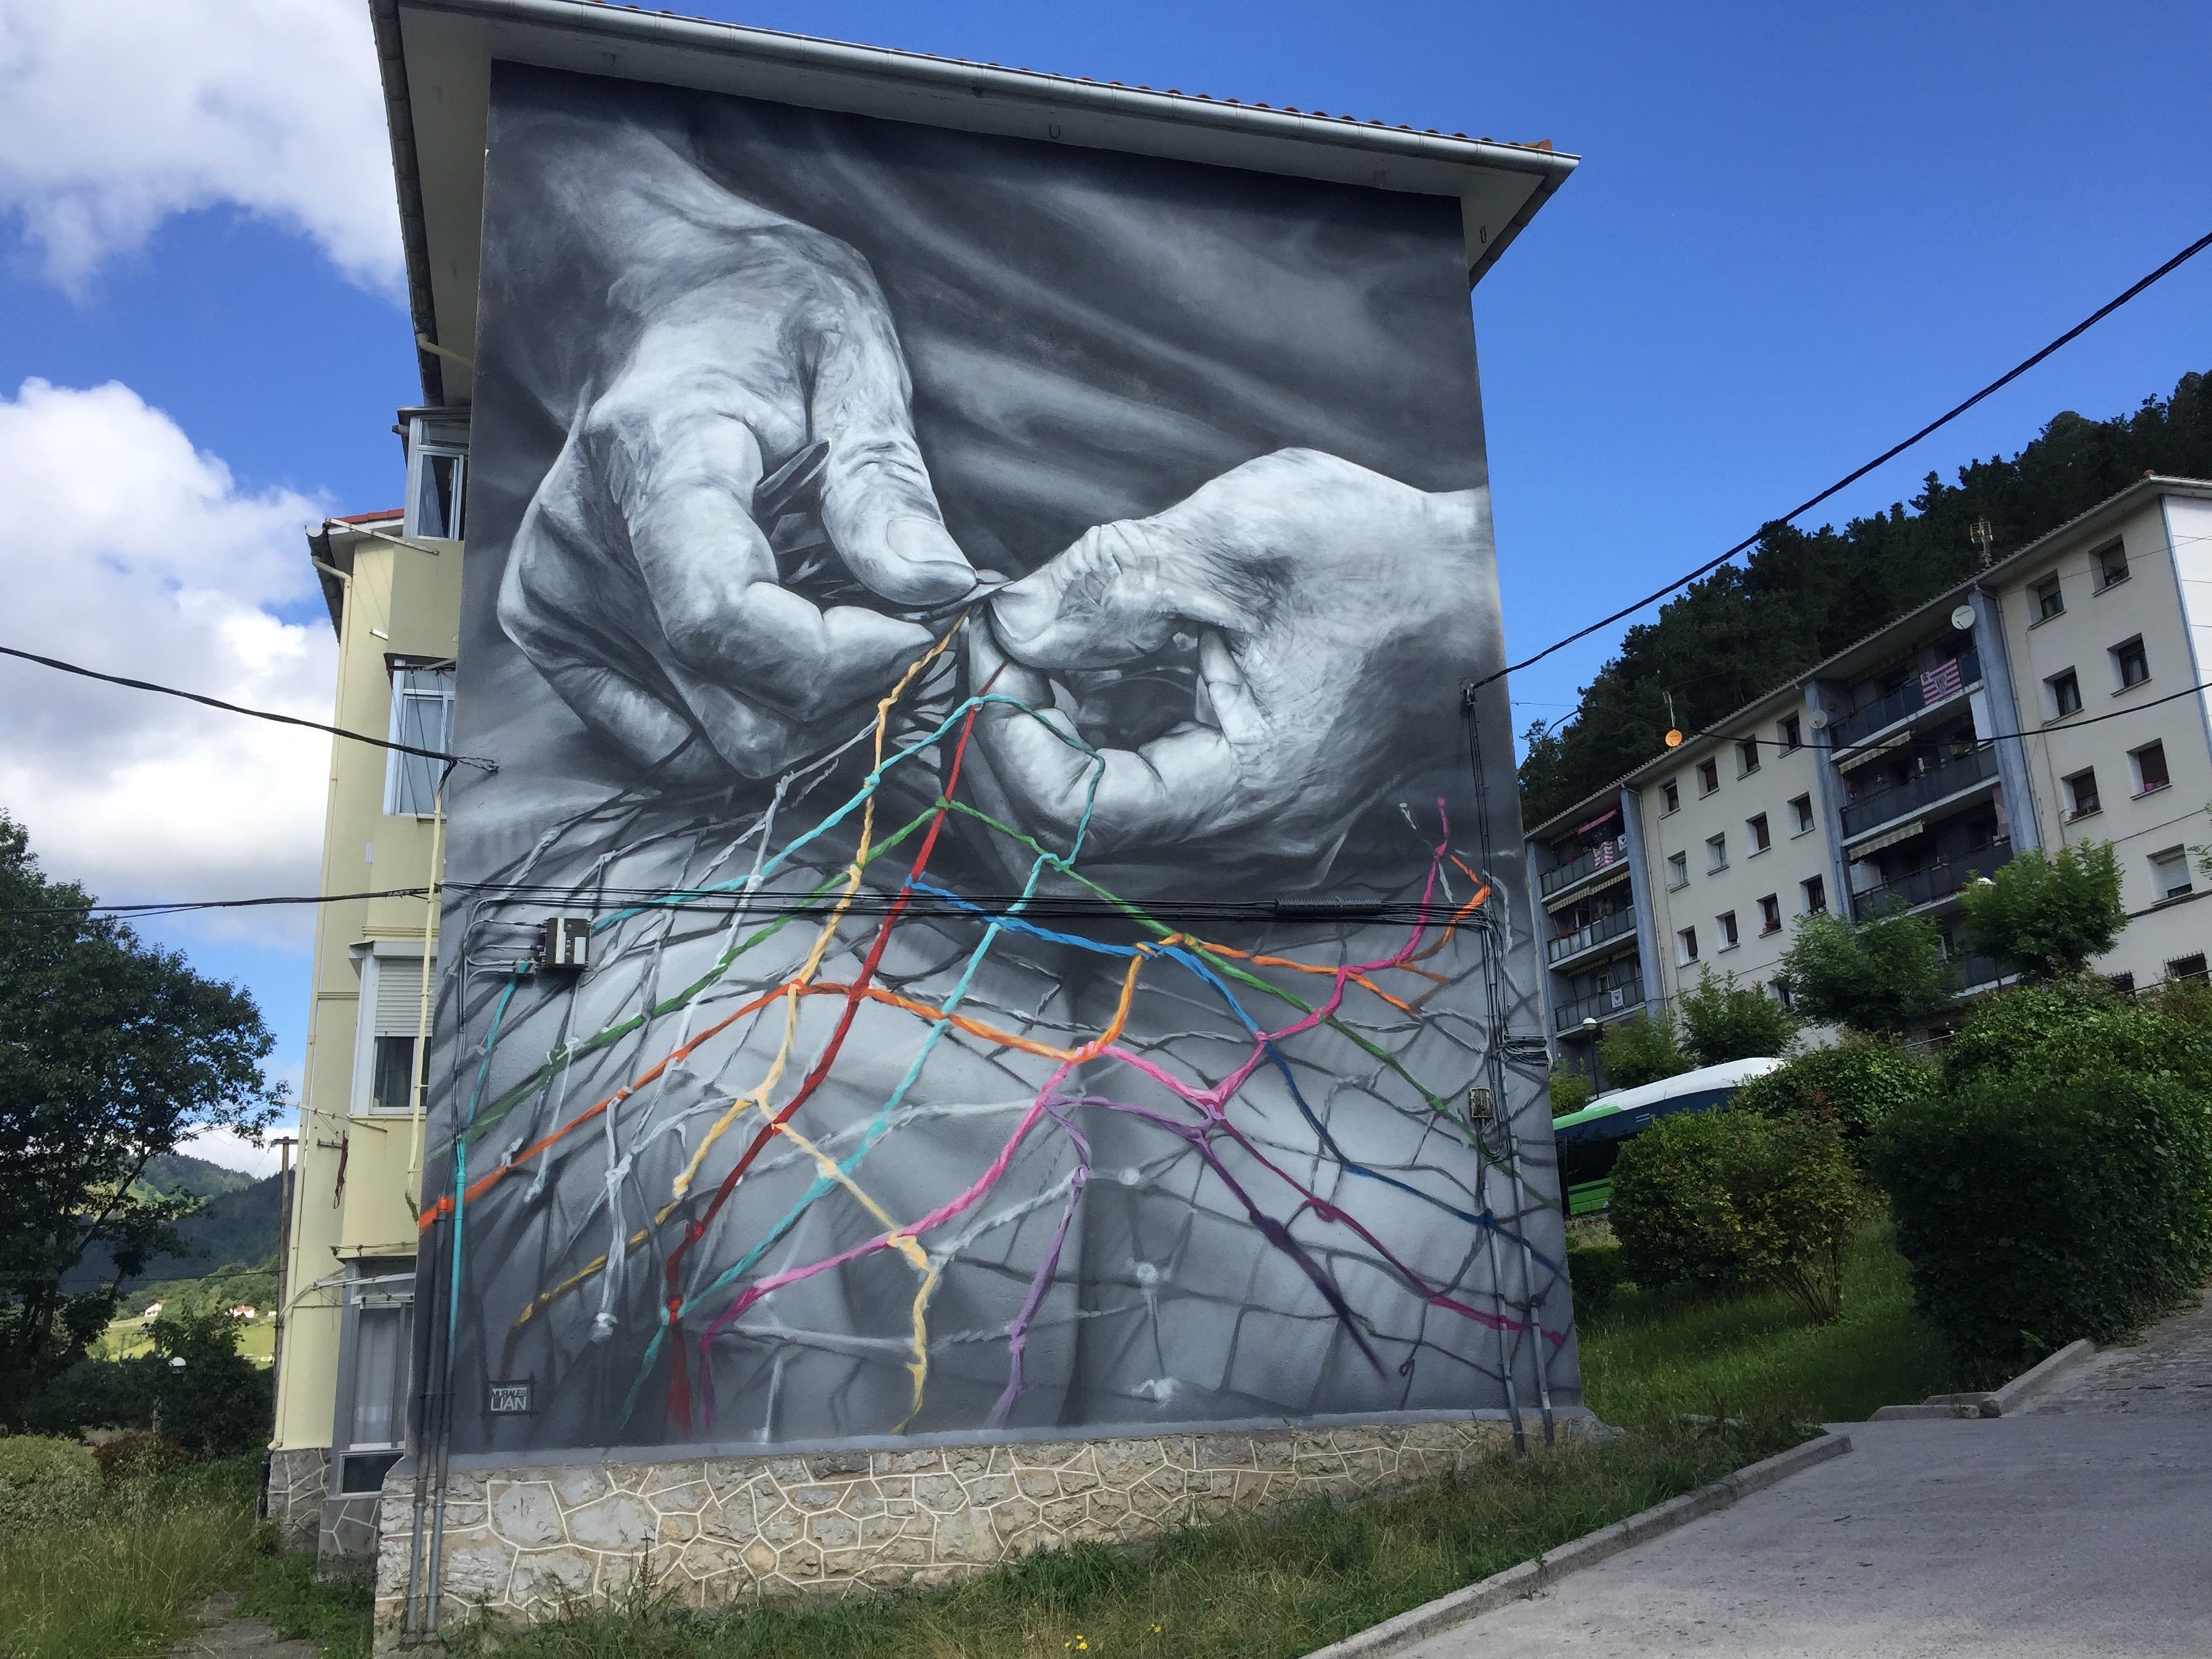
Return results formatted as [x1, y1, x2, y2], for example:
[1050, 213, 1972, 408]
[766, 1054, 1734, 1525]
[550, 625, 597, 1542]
[3, 1223, 1949, 1659]
[0, 1456, 266, 1659]
[438, 1418, 1803, 1659]
[1577, 1219, 1958, 1426]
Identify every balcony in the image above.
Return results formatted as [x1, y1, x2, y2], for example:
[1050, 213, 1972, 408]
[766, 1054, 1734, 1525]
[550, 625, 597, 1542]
[1827, 647, 1981, 749]
[1554, 977, 1645, 1031]
[1540, 836, 1631, 903]
[1946, 951, 2012, 994]
[1839, 744, 2000, 840]
[1546, 904, 1638, 966]
[1850, 838, 2013, 920]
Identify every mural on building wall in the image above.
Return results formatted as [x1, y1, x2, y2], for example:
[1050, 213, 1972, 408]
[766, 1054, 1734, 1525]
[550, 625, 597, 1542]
[426, 62, 1573, 1455]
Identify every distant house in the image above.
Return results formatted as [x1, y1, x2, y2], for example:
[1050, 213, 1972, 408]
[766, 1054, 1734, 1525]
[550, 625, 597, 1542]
[139, 1301, 164, 1322]
[228, 1306, 259, 1321]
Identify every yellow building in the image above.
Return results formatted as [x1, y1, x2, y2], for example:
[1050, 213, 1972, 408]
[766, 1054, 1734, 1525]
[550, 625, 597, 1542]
[266, 411, 468, 1559]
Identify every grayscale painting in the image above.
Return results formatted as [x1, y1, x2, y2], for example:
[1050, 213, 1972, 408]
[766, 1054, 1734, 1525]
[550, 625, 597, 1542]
[426, 62, 1575, 1458]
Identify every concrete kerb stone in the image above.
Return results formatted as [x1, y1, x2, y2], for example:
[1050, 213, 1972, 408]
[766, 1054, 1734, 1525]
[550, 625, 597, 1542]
[1868, 1337, 2100, 1421]
[1296, 1431, 1854, 1659]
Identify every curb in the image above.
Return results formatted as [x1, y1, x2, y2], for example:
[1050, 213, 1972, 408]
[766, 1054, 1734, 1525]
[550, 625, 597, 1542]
[1869, 1338, 2098, 1421]
[1298, 1432, 1853, 1659]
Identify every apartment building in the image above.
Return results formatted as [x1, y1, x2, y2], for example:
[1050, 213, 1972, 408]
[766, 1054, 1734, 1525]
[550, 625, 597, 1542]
[1532, 475, 2212, 1086]
[265, 412, 466, 1560]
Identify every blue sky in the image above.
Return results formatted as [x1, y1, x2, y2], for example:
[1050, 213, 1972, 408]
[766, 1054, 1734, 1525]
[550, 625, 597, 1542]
[2, 0, 2207, 1169]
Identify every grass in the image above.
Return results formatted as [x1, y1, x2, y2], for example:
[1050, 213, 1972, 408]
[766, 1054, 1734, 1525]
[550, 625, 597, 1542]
[1577, 1218, 1958, 1425]
[0, 1456, 268, 1659]
[1, 1222, 1951, 1659]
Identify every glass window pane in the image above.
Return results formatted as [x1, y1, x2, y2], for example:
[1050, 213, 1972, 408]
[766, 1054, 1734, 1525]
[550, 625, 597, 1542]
[372, 1036, 417, 1114]
[350, 1304, 407, 1448]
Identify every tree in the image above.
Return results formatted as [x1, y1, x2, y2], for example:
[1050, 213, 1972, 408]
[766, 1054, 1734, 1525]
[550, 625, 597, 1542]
[1772, 905, 1954, 1035]
[1677, 968, 1800, 1065]
[1597, 1010, 1690, 1090]
[0, 814, 283, 1422]
[1962, 841, 2124, 981]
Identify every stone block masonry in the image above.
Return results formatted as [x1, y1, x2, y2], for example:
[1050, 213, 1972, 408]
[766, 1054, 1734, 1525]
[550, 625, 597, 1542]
[373, 1416, 1530, 1632]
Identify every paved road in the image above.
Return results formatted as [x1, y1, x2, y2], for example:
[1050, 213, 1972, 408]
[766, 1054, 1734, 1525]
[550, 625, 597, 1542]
[1403, 1292, 2212, 1659]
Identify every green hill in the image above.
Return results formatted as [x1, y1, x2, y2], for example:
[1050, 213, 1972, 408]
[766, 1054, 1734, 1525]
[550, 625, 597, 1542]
[1520, 369, 2212, 825]
[62, 1158, 283, 1292]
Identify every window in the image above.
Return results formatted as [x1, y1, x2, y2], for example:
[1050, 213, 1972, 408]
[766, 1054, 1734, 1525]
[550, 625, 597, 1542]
[1717, 910, 1740, 949]
[1696, 758, 1719, 795]
[385, 664, 456, 816]
[2047, 669, 2082, 718]
[1778, 713, 1803, 752]
[358, 952, 438, 1115]
[2031, 575, 2064, 621]
[2150, 846, 2192, 902]
[403, 414, 470, 539]
[2166, 953, 2209, 986]
[1789, 794, 1816, 836]
[2093, 540, 2129, 589]
[1801, 875, 1827, 914]
[1759, 894, 1782, 935]
[2064, 768, 2101, 819]
[2109, 971, 2137, 996]
[336, 1267, 415, 1495]
[1736, 738, 1761, 776]
[1661, 780, 1681, 815]
[1706, 832, 1727, 872]
[2134, 741, 2171, 795]
[1677, 926, 1699, 965]
[1666, 851, 1689, 890]
[2112, 636, 2150, 689]
[1748, 813, 1771, 854]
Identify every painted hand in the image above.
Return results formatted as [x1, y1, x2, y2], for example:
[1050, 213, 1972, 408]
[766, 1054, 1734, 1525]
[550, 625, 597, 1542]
[965, 449, 1490, 873]
[497, 201, 977, 780]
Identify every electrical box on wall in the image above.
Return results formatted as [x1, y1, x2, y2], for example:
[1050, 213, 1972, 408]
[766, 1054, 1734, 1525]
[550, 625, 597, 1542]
[539, 917, 592, 972]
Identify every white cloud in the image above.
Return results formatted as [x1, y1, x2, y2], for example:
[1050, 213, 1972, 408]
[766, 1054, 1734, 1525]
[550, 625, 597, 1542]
[0, 378, 337, 942]
[0, 0, 399, 291]
[177, 1124, 286, 1179]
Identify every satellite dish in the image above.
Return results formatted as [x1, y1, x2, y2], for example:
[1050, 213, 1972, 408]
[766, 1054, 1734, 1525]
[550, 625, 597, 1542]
[1664, 729, 1684, 748]
[1951, 604, 1976, 632]
[1809, 710, 1828, 730]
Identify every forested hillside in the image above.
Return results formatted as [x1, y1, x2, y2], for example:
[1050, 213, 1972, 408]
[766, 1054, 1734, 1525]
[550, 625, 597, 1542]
[1519, 369, 2212, 826]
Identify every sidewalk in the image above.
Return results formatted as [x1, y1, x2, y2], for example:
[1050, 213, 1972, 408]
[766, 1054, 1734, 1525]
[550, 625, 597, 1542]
[1396, 1293, 2212, 1659]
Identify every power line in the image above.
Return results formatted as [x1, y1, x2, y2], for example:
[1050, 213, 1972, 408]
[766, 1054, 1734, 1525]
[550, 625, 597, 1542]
[1476, 225, 2212, 691]
[0, 643, 497, 773]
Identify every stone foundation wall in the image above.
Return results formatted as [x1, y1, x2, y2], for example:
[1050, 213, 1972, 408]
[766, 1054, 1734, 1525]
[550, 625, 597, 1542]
[265, 1446, 328, 1554]
[375, 1417, 1523, 1631]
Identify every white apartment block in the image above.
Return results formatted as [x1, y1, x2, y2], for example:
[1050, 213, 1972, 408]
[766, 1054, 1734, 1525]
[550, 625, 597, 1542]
[1530, 475, 2212, 1086]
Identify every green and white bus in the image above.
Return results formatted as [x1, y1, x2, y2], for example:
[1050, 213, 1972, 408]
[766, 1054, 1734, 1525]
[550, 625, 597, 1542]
[1552, 1057, 1786, 1217]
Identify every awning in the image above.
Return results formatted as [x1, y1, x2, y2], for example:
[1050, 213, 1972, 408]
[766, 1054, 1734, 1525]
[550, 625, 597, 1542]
[1847, 818, 1925, 857]
[1836, 729, 1915, 773]
[1574, 806, 1621, 835]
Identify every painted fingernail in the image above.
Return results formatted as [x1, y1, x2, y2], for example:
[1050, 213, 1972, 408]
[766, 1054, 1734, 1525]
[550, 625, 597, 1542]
[885, 516, 976, 599]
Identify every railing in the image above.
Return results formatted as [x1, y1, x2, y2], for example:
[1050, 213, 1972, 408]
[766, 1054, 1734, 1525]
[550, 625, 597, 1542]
[1539, 836, 1629, 900]
[1554, 978, 1645, 1031]
[1946, 951, 2011, 993]
[1546, 904, 1638, 966]
[1840, 743, 2000, 839]
[1851, 838, 2013, 919]
[1827, 647, 1981, 748]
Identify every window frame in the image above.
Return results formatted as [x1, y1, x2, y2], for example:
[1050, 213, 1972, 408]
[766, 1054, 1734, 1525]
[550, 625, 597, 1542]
[2111, 635, 2150, 691]
[1736, 738, 1761, 777]
[1789, 794, 1816, 836]
[2064, 766, 2102, 820]
[2133, 741, 2171, 796]
[2030, 573, 2064, 623]
[2092, 539, 2130, 592]
[1696, 758, 1720, 796]
[1705, 832, 1728, 873]
[331, 1261, 416, 1497]
[2149, 845, 2192, 903]
[1661, 779, 1681, 815]
[1677, 925, 1699, 966]
[1747, 813, 1771, 854]
[1801, 874, 1827, 915]
[1717, 909, 1740, 950]
[1759, 893, 1782, 935]
[1778, 713, 1803, 752]
[1665, 851, 1689, 890]
[384, 661, 457, 818]
[2047, 669, 2083, 719]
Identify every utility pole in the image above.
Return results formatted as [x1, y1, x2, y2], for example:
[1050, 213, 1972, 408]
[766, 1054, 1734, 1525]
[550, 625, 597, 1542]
[1970, 516, 1995, 569]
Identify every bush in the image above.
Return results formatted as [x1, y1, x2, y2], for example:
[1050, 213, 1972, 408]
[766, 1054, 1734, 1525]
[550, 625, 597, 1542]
[1732, 1036, 1936, 1160]
[142, 1308, 271, 1458]
[1549, 1068, 1593, 1117]
[1597, 1011, 1689, 1090]
[1940, 976, 2212, 1095]
[92, 1430, 190, 1489]
[1875, 1069, 2212, 1378]
[1610, 1109, 1864, 1322]
[1563, 1231, 1625, 1309]
[0, 1437, 100, 1532]
[1677, 969, 1799, 1066]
